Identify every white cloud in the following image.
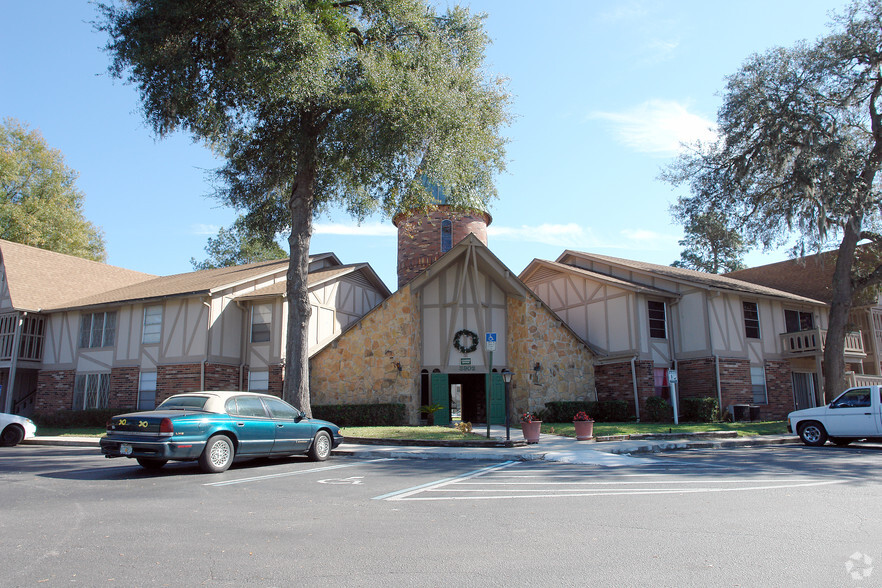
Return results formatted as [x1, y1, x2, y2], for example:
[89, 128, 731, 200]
[590, 99, 717, 156]
[191, 224, 220, 236]
[313, 222, 397, 237]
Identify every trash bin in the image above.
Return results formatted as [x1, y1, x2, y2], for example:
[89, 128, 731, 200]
[749, 405, 762, 421]
[731, 404, 750, 421]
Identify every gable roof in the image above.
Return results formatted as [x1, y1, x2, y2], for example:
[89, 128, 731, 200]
[235, 263, 392, 300]
[0, 239, 156, 312]
[550, 250, 826, 306]
[520, 258, 676, 298]
[726, 251, 837, 304]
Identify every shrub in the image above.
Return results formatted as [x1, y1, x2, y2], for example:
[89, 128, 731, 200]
[311, 403, 407, 426]
[541, 400, 631, 422]
[680, 397, 719, 422]
[644, 396, 672, 423]
[32, 408, 126, 428]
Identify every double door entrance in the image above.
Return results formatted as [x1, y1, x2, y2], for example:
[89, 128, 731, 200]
[429, 372, 506, 426]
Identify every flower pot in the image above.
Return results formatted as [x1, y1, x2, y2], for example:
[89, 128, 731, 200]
[521, 421, 542, 443]
[573, 419, 594, 441]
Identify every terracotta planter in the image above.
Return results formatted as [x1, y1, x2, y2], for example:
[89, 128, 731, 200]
[521, 421, 542, 443]
[573, 419, 594, 441]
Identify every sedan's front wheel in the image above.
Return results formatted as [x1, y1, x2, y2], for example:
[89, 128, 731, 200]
[308, 431, 332, 461]
[199, 435, 234, 473]
[0, 424, 25, 447]
[798, 421, 828, 447]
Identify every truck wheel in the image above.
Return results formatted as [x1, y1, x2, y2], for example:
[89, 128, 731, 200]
[798, 421, 828, 447]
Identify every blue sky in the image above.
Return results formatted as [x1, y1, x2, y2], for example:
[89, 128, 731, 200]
[1, 0, 849, 289]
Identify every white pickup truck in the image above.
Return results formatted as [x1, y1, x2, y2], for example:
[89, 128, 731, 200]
[788, 386, 882, 447]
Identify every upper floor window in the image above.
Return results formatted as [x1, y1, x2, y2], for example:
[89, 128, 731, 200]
[743, 301, 760, 339]
[142, 305, 163, 344]
[441, 219, 453, 252]
[647, 301, 667, 339]
[251, 304, 272, 343]
[79, 311, 116, 348]
[784, 309, 814, 333]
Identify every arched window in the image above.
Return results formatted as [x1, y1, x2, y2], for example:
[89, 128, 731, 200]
[441, 219, 453, 252]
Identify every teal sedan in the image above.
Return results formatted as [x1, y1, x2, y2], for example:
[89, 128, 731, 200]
[99, 391, 343, 473]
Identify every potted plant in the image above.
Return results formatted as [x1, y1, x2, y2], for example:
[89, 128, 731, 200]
[520, 411, 542, 443]
[420, 403, 444, 426]
[573, 410, 594, 441]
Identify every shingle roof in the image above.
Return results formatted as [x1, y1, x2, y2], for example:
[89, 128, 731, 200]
[557, 250, 826, 305]
[726, 251, 836, 304]
[48, 258, 291, 310]
[0, 239, 156, 312]
[234, 263, 392, 299]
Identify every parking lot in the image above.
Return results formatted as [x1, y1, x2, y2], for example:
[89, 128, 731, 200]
[3, 444, 882, 586]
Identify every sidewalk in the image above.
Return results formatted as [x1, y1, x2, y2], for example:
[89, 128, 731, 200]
[22, 426, 797, 466]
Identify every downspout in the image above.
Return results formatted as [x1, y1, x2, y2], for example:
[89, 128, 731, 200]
[705, 291, 723, 411]
[630, 355, 640, 421]
[201, 299, 211, 391]
[4, 311, 24, 413]
[667, 299, 680, 423]
[235, 300, 248, 391]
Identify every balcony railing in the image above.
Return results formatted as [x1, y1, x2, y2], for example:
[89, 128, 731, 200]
[0, 313, 45, 362]
[846, 372, 882, 387]
[779, 328, 866, 358]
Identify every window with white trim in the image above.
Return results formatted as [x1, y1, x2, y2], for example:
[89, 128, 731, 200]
[79, 311, 117, 348]
[441, 219, 453, 252]
[248, 370, 269, 391]
[138, 371, 157, 410]
[72, 373, 111, 409]
[142, 305, 163, 344]
[751, 366, 768, 404]
[251, 304, 272, 343]
[743, 301, 760, 339]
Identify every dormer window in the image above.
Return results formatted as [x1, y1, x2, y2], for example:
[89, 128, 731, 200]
[441, 219, 452, 252]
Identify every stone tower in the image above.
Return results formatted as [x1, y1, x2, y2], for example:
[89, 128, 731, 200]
[392, 182, 491, 288]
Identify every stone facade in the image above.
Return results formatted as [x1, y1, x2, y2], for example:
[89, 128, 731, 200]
[394, 206, 491, 288]
[310, 284, 422, 421]
[506, 294, 595, 415]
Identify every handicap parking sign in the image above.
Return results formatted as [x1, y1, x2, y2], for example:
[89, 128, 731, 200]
[485, 332, 497, 351]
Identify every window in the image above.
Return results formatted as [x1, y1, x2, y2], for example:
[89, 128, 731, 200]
[653, 368, 670, 399]
[751, 366, 768, 404]
[138, 371, 157, 410]
[647, 301, 667, 339]
[784, 309, 814, 333]
[248, 370, 269, 391]
[142, 305, 162, 344]
[72, 373, 110, 409]
[441, 219, 453, 252]
[831, 388, 872, 408]
[226, 395, 268, 417]
[79, 311, 117, 348]
[262, 397, 301, 419]
[251, 304, 272, 343]
[743, 301, 761, 339]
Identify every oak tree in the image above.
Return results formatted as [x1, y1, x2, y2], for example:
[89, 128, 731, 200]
[99, 0, 509, 413]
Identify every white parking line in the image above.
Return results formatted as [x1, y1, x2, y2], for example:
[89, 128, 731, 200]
[204, 458, 391, 487]
[372, 461, 517, 500]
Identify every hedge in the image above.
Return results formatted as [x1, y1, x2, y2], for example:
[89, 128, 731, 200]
[644, 396, 672, 423]
[32, 408, 127, 428]
[311, 403, 407, 427]
[680, 397, 719, 422]
[541, 400, 631, 422]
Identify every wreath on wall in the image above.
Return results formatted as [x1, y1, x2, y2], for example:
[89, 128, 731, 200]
[453, 329, 479, 354]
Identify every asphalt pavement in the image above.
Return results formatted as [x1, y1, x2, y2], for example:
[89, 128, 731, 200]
[23, 426, 796, 465]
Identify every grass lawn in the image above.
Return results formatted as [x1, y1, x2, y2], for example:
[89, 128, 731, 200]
[35, 421, 790, 440]
[543, 421, 789, 438]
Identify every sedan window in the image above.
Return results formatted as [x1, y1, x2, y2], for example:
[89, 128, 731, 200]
[262, 397, 301, 420]
[157, 396, 208, 410]
[229, 396, 269, 417]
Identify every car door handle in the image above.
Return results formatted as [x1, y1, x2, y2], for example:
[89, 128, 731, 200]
[236, 422, 245, 427]
[277, 423, 285, 428]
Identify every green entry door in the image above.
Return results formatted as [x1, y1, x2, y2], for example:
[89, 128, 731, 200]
[489, 372, 505, 425]
[430, 373, 450, 426]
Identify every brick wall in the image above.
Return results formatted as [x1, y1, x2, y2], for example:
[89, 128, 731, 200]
[35, 369, 75, 411]
[676, 358, 717, 399]
[269, 364, 284, 397]
[718, 357, 752, 410]
[110, 366, 140, 409]
[156, 363, 201, 404]
[204, 363, 240, 391]
[763, 359, 793, 420]
[594, 360, 654, 419]
[394, 206, 491, 288]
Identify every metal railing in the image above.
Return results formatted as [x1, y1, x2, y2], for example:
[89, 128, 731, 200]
[0, 313, 45, 362]
[779, 328, 866, 358]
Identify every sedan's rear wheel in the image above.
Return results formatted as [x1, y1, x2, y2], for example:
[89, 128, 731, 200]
[0, 424, 25, 447]
[798, 421, 828, 447]
[199, 435, 234, 473]
[308, 431, 332, 462]
[136, 457, 168, 470]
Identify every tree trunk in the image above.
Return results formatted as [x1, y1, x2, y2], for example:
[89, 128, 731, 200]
[822, 218, 862, 403]
[282, 133, 318, 417]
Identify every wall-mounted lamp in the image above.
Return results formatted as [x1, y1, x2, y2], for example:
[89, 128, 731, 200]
[394, 361, 402, 372]
[533, 362, 542, 372]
